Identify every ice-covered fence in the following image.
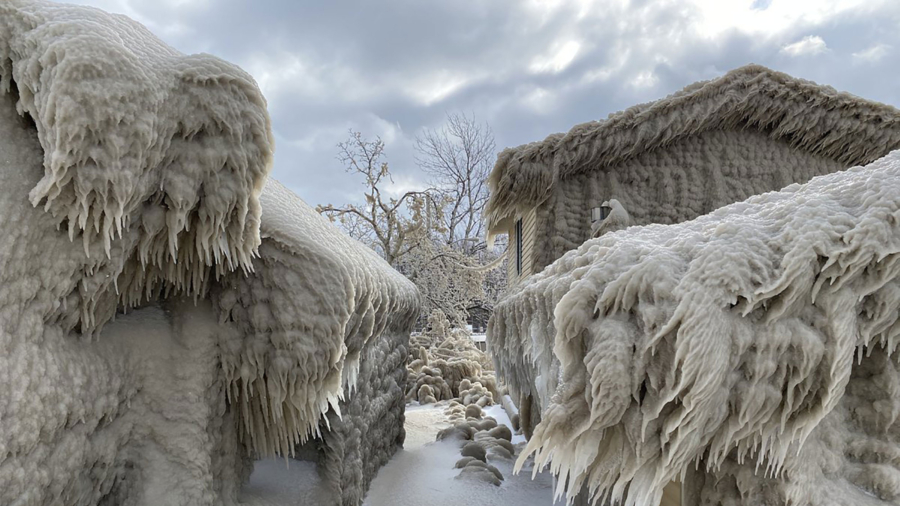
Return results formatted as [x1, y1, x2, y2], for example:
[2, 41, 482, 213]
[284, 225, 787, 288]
[488, 151, 900, 505]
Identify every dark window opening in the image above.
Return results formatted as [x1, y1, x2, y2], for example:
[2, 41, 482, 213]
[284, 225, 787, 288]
[515, 218, 523, 276]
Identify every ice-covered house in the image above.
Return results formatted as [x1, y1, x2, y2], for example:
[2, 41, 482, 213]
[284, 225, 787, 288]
[486, 64, 900, 288]
[0, 2, 418, 505]
[486, 67, 900, 505]
[492, 149, 900, 506]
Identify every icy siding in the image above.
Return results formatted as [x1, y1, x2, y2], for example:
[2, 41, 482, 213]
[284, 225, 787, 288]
[319, 323, 410, 506]
[536, 129, 845, 270]
[0, 92, 249, 501]
[490, 151, 900, 505]
[0, 1, 418, 505]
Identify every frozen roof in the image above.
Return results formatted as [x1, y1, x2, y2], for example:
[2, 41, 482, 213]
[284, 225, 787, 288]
[485, 64, 900, 235]
[0, 0, 274, 331]
[221, 179, 420, 457]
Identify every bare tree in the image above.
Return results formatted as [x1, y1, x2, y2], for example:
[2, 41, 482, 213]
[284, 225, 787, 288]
[317, 131, 440, 265]
[332, 210, 377, 247]
[319, 119, 504, 329]
[413, 113, 506, 326]
[415, 113, 495, 254]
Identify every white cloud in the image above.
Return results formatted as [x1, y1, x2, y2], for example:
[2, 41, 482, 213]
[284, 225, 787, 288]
[631, 71, 659, 89]
[521, 86, 556, 114]
[853, 43, 891, 63]
[780, 35, 828, 57]
[246, 53, 310, 99]
[527, 0, 598, 23]
[687, 0, 885, 38]
[383, 173, 427, 198]
[530, 40, 581, 74]
[406, 72, 472, 106]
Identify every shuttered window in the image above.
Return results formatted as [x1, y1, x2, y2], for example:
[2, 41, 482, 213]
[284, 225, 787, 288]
[515, 218, 523, 276]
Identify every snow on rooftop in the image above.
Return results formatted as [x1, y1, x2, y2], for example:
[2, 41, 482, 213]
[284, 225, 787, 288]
[0, 0, 274, 333]
[485, 64, 900, 235]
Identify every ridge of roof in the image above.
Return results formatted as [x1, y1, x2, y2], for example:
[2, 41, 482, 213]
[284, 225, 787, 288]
[485, 64, 900, 235]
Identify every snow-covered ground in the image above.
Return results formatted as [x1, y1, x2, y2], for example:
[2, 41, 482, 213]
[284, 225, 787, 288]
[241, 403, 557, 506]
[402, 402, 455, 449]
[240, 459, 330, 505]
[363, 403, 557, 506]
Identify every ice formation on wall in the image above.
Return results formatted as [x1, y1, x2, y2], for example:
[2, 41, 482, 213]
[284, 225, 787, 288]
[539, 129, 854, 270]
[222, 181, 418, 505]
[490, 151, 900, 505]
[485, 64, 900, 232]
[1, 0, 272, 316]
[217, 180, 418, 457]
[0, 1, 418, 504]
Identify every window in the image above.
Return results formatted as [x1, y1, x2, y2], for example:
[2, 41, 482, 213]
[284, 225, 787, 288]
[515, 218, 523, 276]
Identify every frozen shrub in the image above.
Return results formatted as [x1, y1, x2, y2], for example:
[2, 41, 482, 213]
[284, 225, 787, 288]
[456, 463, 503, 486]
[405, 316, 497, 406]
[465, 404, 483, 420]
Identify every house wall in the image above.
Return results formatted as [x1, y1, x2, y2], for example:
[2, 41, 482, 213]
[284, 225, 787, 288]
[319, 316, 412, 506]
[493, 128, 859, 504]
[533, 128, 847, 272]
[506, 208, 538, 287]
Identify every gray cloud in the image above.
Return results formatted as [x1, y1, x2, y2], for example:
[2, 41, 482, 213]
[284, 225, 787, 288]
[67, 0, 900, 208]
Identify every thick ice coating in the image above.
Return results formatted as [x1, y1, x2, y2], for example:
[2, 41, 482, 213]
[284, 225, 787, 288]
[0, 0, 273, 331]
[0, 1, 418, 504]
[489, 151, 900, 505]
[217, 180, 419, 458]
[484, 64, 900, 242]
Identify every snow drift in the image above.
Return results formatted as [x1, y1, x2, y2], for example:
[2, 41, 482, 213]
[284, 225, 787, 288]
[0, 1, 418, 504]
[489, 151, 900, 505]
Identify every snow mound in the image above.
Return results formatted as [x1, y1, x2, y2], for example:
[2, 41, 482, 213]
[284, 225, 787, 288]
[489, 151, 900, 505]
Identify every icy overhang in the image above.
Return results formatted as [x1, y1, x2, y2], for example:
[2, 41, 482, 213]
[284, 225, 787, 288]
[0, 0, 274, 332]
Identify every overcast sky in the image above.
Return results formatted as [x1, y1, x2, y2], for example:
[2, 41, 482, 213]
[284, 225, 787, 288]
[69, 0, 900, 208]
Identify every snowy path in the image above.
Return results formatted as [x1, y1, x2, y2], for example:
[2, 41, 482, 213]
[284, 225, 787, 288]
[240, 459, 329, 505]
[241, 403, 558, 506]
[363, 403, 557, 506]
[401, 403, 455, 449]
